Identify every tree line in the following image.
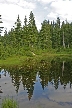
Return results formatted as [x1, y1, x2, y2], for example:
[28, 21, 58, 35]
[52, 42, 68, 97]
[0, 11, 72, 59]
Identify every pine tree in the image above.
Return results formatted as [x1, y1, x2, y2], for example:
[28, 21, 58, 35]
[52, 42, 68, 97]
[27, 11, 38, 48]
[61, 21, 65, 48]
[15, 14, 21, 30]
[24, 15, 27, 26]
[52, 17, 61, 49]
[14, 14, 22, 49]
[50, 20, 54, 48]
[4, 28, 7, 36]
[0, 15, 4, 36]
[64, 20, 70, 48]
[39, 20, 52, 49]
[69, 22, 72, 48]
[22, 15, 28, 47]
[0, 15, 4, 59]
[61, 19, 71, 48]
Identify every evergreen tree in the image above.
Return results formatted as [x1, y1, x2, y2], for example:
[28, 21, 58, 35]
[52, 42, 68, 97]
[0, 15, 4, 59]
[64, 20, 71, 48]
[14, 14, 22, 49]
[1, 11, 72, 59]
[50, 20, 54, 48]
[24, 15, 27, 26]
[22, 15, 28, 47]
[61, 21, 65, 48]
[4, 28, 7, 36]
[52, 17, 61, 49]
[0, 15, 4, 36]
[27, 11, 38, 48]
[69, 22, 72, 48]
[39, 20, 52, 49]
[61, 20, 72, 48]
[15, 14, 21, 30]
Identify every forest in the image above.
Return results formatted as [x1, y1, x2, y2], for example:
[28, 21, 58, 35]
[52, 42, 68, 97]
[0, 11, 72, 60]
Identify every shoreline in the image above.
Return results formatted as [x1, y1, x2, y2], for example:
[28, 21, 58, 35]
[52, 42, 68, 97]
[0, 53, 72, 66]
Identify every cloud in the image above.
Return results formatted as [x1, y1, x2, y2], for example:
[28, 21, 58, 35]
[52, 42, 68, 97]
[44, 7, 48, 10]
[1, 0, 72, 35]
[0, 0, 36, 35]
[47, 12, 57, 20]
[37, 0, 55, 4]
[47, 0, 72, 22]
[35, 17, 41, 30]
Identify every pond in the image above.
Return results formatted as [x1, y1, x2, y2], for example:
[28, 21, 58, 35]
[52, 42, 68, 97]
[0, 57, 72, 108]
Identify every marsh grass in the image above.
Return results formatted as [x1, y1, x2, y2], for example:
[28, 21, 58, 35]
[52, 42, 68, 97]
[1, 98, 19, 108]
[0, 48, 72, 66]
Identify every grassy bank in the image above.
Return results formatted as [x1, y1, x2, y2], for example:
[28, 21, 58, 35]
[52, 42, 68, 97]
[1, 48, 72, 66]
[0, 50, 72, 67]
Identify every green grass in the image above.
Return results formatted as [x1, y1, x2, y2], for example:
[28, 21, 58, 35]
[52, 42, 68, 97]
[1, 98, 18, 108]
[0, 55, 27, 66]
[0, 49, 72, 66]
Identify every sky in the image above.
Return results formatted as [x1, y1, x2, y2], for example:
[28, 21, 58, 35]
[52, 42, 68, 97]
[0, 0, 72, 35]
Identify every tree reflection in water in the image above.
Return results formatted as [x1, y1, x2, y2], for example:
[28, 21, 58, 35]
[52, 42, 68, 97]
[1, 57, 72, 100]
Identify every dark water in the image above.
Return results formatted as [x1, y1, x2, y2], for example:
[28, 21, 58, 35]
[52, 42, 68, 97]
[0, 57, 72, 108]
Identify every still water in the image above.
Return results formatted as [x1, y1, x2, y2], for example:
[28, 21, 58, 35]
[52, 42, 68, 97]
[0, 57, 72, 108]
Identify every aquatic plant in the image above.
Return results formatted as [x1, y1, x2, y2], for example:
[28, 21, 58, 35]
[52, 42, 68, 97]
[1, 98, 18, 108]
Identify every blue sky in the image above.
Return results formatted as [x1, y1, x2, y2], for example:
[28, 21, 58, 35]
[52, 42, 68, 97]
[0, 0, 72, 34]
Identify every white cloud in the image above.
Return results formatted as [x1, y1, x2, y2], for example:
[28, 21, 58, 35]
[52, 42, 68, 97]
[37, 0, 55, 4]
[44, 7, 48, 10]
[48, 0, 72, 21]
[0, 0, 36, 35]
[35, 17, 41, 30]
[17, 0, 36, 9]
[1, 0, 72, 35]
[47, 12, 57, 20]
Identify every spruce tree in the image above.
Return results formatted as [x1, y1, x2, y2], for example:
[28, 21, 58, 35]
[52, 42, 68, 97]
[0, 15, 4, 36]
[39, 20, 52, 49]
[22, 15, 28, 47]
[0, 15, 4, 59]
[14, 14, 22, 49]
[27, 11, 38, 48]
[24, 15, 27, 26]
[52, 17, 61, 49]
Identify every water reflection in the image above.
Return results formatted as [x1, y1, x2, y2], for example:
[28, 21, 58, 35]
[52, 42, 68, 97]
[0, 57, 72, 102]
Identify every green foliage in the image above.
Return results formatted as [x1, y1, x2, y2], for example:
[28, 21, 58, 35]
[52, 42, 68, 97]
[51, 17, 61, 48]
[1, 12, 72, 60]
[56, 48, 72, 54]
[39, 20, 52, 49]
[24, 50, 33, 57]
[1, 98, 18, 108]
[27, 11, 38, 47]
[0, 15, 4, 35]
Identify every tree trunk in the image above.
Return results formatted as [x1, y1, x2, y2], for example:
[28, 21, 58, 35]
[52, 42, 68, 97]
[62, 61, 65, 77]
[63, 31, 65, 48]
[68, 43, 69, 48]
